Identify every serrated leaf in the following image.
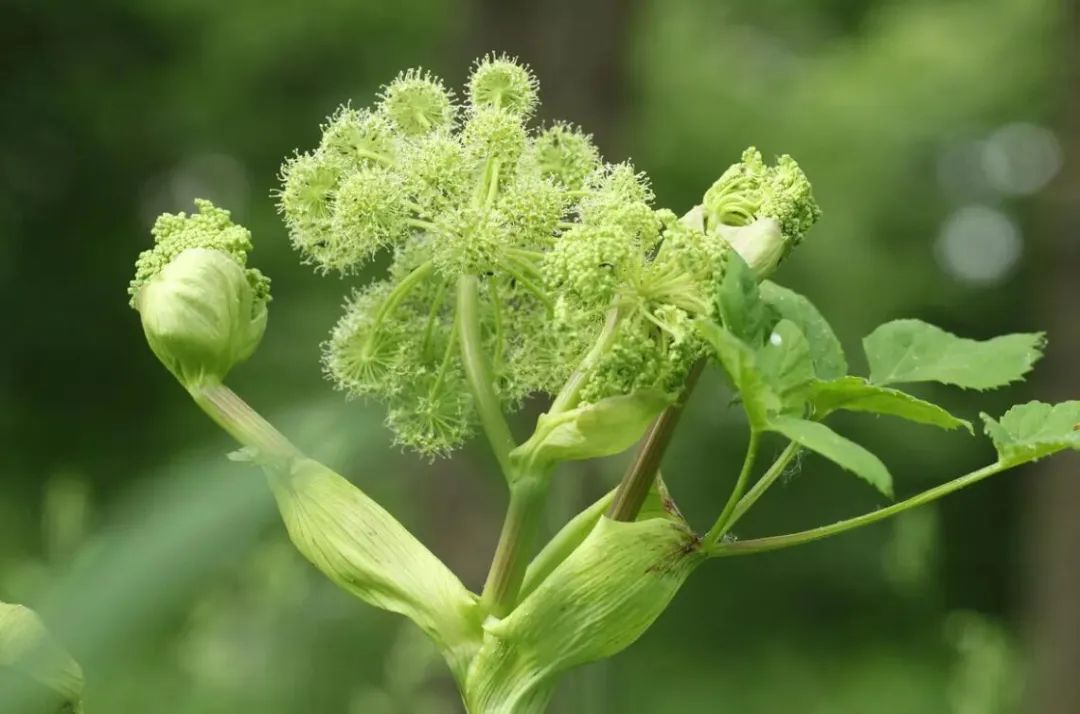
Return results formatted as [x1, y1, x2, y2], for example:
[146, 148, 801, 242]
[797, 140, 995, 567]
[809, 376, 972, 433]
[757, 319, 815, 411]
[768, 416, 894, 497]
[716, 252, 770, 345]
[696, 319, 779, 429]
[760, 281, 847, 379]
[981, 400, 1080, 466]
[864, 319, 1045, 390]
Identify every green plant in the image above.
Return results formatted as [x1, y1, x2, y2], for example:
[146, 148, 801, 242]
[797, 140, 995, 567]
[112, 55, 1076, 713]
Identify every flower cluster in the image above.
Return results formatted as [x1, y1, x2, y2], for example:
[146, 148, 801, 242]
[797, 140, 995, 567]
[279, 55, 604, 456]
[278, 54, 820, 457]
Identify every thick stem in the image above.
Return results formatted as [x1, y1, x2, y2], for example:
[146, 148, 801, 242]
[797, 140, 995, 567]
[480, 468, 551, 617]
[709, 461, 1008, 557]
[457, 274, 517, 479]
[607, 359, 705, 521]
[703, 429, 761, 546]
[189, 382, 298, 460]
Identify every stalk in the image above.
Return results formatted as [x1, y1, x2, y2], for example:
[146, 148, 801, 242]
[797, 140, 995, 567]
[457, 274, 551, 617]
[607, 359, 705, 521]
[548, 306, 625, 415]
[710, 461, 1008, 557]
[480, 467, 551, 617]
[702, 429, 761, 546]
[457, 274, 517, 478]
[189, 382, 298, 460]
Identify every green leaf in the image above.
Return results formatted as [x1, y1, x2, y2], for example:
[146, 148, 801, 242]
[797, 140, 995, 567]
[760, 281, 847, 379]
[0, 602, 83, 712]
[517, 390, 672, 465]
[696, 319, 779, 429]
[716, 252, 770, 345]
[809, 376, 972, 433]
[757, 319, 815, 410]
[981, 401, 1080, 466]
[768, 415, 894, 497]
[864, 319, 1045, 390]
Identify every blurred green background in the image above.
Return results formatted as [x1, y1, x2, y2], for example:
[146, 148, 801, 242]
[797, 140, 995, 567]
[2, 0, 1078, 712]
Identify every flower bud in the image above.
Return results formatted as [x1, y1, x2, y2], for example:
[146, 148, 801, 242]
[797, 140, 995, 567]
[0, 602, 83, 712]
[135, 247, 267, 390]
[513, 389, 672, 466]
[267, 457, 482, 680]
[714, 217, 785, 278]
[464, 513, 703, 711]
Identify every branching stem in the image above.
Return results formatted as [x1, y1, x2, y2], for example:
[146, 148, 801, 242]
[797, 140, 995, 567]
[723, 441, 801, 532]
[709, 461, 1008, 557]
[456, 274, 517, 478]
[549, 305, 626, 415]
[703, 429, 761, 546]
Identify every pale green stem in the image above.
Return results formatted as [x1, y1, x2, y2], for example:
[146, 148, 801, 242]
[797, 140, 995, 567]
[458, 274, 550, 617]
[703, 429, 761, 547]
[456, 274, 517, 478]
[480, 466, 552, 617]
[548, 305, 625, 415]
[709, 461, 1009, 557]
[499, 259, 555, 312]
[358, 148, 393, 166]
[189, 382, 299, 461]
[722, 441, 801, 533]
[485, 159, 502, 208]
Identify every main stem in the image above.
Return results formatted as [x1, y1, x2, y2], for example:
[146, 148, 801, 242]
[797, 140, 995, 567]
[607, 359, 705, 521]
[710, 461, 1008, 557]
[457, 274, 551, 618]
[481, 465, 550, 617]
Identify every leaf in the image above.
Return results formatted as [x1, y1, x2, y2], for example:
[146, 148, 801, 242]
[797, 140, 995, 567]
[716, 251, 770, 345]
[809, 376, 972, 433]
[864, 319, 1045, 390]
[760, 281, 847, 379]
[519, 390, 672, 464]
[757, 319, 815, 410]
[696, 319, 779, 429]
[981, 400, 1080, 466]
[0, 601, 84, 712]
[768, 415, 894, 497]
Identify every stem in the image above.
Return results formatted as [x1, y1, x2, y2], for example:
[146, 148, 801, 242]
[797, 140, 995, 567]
[481, 468, 551, 617]
[703, 429, 761, 546]
[189, 382, 298, 460]
[549, 306, 625, 415]
[709, 461, 1009, 557]
[723, 440, 801, 535]
[607, 359, 705, 522]
[457, 274, 518, 479]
